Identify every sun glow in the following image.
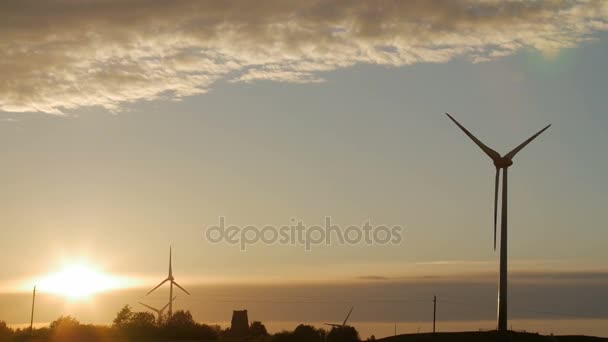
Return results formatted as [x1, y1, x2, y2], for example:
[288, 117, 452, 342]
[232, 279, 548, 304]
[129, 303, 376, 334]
[36, 263, 129, 300]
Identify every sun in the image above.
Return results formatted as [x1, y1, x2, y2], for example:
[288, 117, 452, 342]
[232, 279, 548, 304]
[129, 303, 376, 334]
[37, 263, 127, 300]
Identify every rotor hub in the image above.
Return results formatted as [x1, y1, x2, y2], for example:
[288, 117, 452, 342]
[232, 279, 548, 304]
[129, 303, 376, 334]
[494, 158, 513, 168]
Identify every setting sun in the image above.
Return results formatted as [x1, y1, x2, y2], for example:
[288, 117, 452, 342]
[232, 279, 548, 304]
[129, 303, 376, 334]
[36, 263, 128, 300]
[1, 0, 608, 340]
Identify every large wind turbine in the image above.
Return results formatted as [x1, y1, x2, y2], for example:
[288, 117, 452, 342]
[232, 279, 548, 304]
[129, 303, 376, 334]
[139, 296, 176, 323]
[324, 307, 354, 328]
[146, 247, 190, 318]
[445, 113, 550, 332]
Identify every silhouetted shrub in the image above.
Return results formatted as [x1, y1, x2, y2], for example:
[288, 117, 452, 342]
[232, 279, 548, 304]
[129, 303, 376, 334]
[48, 316, 103, 342]
[110, 305, 161, 339]
[162, 310, 218, 340]
[129, 312, 156, 329]
[0, 321, 12, 340]
[49, 316, 80, 330]
[195, 323, 221, 341]
[293, 324, 324, 342]
[269, 325, 326, 342]
[250, 321, 268, 338]
[326, 326, 359, 342]
[272, 331, 295, 342]
[113, 305, 133, 328]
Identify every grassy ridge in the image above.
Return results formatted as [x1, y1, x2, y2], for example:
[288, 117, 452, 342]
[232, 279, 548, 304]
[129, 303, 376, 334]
[378, 331, 608, 342]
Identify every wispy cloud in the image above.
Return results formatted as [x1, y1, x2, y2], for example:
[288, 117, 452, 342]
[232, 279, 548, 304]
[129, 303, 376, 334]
[1, 0, 607, 114]
[357, 275, 390, 281]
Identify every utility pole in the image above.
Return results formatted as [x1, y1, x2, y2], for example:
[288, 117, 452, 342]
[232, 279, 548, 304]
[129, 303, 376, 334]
[30, 286, 36, 334]
[433, 295, 437, 334]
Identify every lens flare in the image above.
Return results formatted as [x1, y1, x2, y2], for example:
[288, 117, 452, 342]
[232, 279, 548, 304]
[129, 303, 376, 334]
[36, 263, 129, 300]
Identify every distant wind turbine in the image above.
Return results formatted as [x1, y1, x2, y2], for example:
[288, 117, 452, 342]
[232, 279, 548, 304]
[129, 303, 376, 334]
[324, 307, 354, 328]
[445, 113, 550, 332]
[30, 285, 36, 334]
[139, 296, 176, 323]
[146, 247, 190, 318]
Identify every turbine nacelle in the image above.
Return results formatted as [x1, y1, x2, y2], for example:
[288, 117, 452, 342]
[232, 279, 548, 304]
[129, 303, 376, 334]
[493, 158, 513, 169]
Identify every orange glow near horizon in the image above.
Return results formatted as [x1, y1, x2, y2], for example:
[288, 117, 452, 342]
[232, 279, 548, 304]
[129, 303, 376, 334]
[28, 262, 136, 300]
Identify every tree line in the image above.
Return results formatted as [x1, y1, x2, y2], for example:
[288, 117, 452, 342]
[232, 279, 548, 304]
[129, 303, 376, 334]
[0, 305, 362, 342]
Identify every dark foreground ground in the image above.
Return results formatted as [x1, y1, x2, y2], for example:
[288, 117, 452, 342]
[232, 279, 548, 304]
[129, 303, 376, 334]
[378, 331, 608, 342]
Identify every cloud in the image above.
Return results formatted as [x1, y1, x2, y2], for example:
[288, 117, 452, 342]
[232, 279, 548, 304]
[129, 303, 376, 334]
[357, 275, 389, 281]
[1, 0, 607, 114]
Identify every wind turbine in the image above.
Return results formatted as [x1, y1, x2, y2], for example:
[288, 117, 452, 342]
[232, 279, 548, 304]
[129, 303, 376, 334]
[139, 296, 176, 323]
[324, 307, 354, 328]
[445, 113, 550, 332]
[146, 247, 190, 318]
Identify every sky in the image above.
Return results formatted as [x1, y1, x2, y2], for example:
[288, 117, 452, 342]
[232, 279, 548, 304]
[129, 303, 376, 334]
[1, 0, 608, 337]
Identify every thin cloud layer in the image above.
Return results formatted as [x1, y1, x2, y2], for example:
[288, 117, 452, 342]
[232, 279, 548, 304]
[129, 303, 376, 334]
[1, 0, 607, 114]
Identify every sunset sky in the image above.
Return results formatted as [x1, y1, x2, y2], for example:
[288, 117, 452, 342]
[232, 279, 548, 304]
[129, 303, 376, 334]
[1, 0, 607, 337]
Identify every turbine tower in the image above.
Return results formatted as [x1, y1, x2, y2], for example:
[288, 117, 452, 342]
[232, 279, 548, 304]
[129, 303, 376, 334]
[146, 247, 190, 318]
[324, 307, 354, 328]
[445, 113, 550, 332]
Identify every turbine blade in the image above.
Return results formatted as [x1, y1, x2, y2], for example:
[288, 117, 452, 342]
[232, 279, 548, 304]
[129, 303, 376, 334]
[324, 323, 340, 327]
[494, 167, 500, 251]
[445, 113, 501, 161]
[161, 296, 177, 312]
[146, 278, 170, 296]
[138, 302, 161, 314]
[172, 281, 190, 295]
[504, 124, 551, 160]
[342, 307, 354, 326]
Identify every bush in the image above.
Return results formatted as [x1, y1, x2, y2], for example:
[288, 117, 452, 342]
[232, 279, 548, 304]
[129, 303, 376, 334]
[163, 310, 218, 340]
[326, 326, 359, 342]
[49, 316, 103, 342]
[250, 321, 268, 338]
[293, 324, 324, 342]
[112, 305, 133, 328]
[0, 321, 13, 340]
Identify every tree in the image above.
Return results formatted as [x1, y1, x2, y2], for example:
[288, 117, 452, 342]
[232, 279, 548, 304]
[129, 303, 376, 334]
[50, 316, 80, 330]
[326, 326, 359, 342]
[129, 312, 156, 329]
[0, 321, 12, 339]
[49, 316, 100, 342]
[112, 305, 133, 328]
[293, 324, 323, 342]
[165, 310, 196, 329]
[250, 321, 268, 338]
[272, 331, 294, 342]
[195, 324, 220, 341]
[163, 310, 197, 339]
[111, 305, 158, 338]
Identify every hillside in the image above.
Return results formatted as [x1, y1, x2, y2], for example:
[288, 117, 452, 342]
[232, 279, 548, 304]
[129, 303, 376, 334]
[378, 331, 608, 342]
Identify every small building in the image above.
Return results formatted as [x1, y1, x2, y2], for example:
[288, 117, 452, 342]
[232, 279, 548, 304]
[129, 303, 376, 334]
[230, 310, 249, 337]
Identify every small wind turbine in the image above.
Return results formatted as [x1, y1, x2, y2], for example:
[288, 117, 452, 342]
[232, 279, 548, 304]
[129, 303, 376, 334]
[445, 113, 550, 332]
[139, 296, 176, 323]
[146, 246, 190, 318]
[30, 286, 36, 334]
[324, 307, 354, 328]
